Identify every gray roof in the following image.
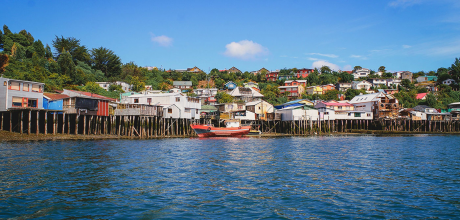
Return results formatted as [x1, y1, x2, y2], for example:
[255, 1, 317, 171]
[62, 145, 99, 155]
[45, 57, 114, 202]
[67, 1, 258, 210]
[173, 81, 192, 86]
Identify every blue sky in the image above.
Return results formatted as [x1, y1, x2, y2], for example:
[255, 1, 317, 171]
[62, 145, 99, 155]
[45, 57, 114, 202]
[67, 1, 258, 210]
[2, 0, 460, 73]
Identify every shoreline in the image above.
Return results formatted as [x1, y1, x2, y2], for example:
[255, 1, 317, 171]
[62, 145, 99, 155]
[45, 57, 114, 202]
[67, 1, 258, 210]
[1, 130, 460, 142]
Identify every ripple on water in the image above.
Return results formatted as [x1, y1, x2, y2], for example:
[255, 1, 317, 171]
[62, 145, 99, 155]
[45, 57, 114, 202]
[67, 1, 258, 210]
[0, 135, 459, 219]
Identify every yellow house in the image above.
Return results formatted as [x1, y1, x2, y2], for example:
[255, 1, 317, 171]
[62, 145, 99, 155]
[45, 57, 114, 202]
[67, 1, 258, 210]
[305, 86, 323, 95]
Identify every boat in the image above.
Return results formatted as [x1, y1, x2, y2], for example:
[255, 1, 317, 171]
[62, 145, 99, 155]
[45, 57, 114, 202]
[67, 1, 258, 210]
[247, 124, 262, 135]
[190, 119, 251, 137]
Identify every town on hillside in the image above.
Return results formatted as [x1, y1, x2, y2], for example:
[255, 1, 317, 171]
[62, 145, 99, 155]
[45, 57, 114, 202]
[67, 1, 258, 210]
[2, 24, 460, 135]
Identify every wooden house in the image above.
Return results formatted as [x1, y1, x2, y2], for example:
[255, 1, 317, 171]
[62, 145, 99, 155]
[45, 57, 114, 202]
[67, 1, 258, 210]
[43, 93, 70, 111]
[61, 90, 116, 116]
[228, 67, 242, 73]
[245, 100, 274, 120]
[0, 77, 44, 111]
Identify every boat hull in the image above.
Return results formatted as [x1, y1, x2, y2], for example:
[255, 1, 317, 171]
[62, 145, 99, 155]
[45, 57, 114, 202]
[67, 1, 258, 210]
[190, 124, 251, 138]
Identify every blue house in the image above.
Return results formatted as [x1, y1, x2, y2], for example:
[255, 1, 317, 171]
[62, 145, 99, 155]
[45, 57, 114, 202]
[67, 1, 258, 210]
[224, 81, 237, 90]
[43, 93, 69, 111]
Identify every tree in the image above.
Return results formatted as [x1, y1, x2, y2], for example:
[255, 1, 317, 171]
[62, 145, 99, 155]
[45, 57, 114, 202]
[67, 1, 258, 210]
[89, 47, 122, 78]
[52, 36, 90, 62]
[320, 66, 331, 74]
[215, 91, 234, 103]
[353, 66, 362, 71]
[345, 89, 362, 100]
[3, 25, 12, 35]
[0, 29, 3, 50]
[307, 69, 320, 86]
[57, 50, 76, 81]
[339, 71, 354, 83]
[378, 66, 386, 72]
[131, 76, 145, 92]
[449, 58, 460, 83]
[32, 40, 45, 57]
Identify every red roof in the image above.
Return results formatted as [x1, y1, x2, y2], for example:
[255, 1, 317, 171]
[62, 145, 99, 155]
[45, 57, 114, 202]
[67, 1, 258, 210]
[44, 93, 69, 100]
[416, 93, 427, 100]
[67, 90, 117, 102]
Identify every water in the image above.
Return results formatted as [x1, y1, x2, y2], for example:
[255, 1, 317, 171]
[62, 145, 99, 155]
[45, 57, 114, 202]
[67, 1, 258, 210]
[1, 135, 459, 219]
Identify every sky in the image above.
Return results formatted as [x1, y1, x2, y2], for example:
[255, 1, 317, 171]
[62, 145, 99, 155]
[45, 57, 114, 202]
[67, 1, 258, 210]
[1, 0, 460, 73]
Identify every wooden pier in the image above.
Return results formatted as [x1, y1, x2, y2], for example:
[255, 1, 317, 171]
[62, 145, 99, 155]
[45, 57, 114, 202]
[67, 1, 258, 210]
[1, 109, 460, 138]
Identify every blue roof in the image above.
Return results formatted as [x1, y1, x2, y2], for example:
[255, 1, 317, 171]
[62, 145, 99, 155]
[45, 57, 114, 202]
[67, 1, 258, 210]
[275, 103, 304, 109]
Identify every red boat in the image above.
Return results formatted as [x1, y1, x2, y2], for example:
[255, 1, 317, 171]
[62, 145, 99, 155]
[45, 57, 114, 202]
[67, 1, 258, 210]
[190, 120, 250, 137]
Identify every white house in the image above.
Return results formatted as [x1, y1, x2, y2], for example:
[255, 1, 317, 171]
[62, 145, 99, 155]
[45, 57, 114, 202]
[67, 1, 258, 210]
[386, 79, 401, 88]
[349, 92, 384, 112]
[121, 92, 201, 119]
[443, 79, 456, 85]
[228, 87, 264, 102]
[352, 81, 373, 90]
[96, 81, 132, 92]
[353, 68, 371, 79]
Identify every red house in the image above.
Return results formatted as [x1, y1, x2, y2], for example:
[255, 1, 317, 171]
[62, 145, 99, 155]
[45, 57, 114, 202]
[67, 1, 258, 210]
[284, 80, 307, 87]
[295, 68, 314, 78]
[266, 71, 279, 82]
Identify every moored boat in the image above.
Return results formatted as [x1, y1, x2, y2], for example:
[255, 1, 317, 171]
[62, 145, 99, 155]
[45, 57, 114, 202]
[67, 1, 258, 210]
[190, 119, 250, 137]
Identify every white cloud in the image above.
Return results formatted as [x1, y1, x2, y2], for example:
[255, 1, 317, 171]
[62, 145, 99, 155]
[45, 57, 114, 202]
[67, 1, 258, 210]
[307, 53, 338, 58]
[389, 0, 423, 7]
[307, 57, 319, 61]
[428, 41, 460, 56]
[151, 33, 173, 47]
[224, 40, 269, 60]
[311, 60, 342, 71]
[402, 45, 412, 49]
[350, 55, 368, 60]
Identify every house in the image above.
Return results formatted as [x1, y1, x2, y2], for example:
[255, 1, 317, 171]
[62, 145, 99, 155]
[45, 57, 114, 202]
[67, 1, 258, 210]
[199, 105, 218, 119]
[386, 79, 401, 88]
[252, 67, 270, 76]
[145, 85, 153, 91]
[349, 92, 399, 119]
[120, 92, 141, 102]
[121, 92, 201, 119]
[295, 68, 314, 78]
[193, 88, 218, 104]
[367, 79, 387, 88]
[321, 84, 336, 93]
[279, 85, 305, 98]
[336, 83, 352, 92]
[274, 99, 315, 110]
[353, 68, 371, 79]
[400, 71, 413, 82]
[228, 67, 242, 74]
[314, 100, 354, 112]
[443, 79, 456, 85]
[228, 87, 264, 102]
[173, 81, 193, 90]
[266, 71, 279, 82]
[412, 105, 450, 121]
[416, 76, 438, 83]
[224, 81, 237, 90]
[284, 80, 307, 87]
[416, 93, 428, 100]
[43, 93, 70, 111]
[0, 77, 44, 111]
[61, 90, 116, 116]
[96, 81, 132, 92]
[448, 102, 460, 120]
[246, 100, 274, 120]
[352, 81, 373, 90]
[314, 101, 372, 120]
[115, 103, 162, 117]
[187, 66, 203, 73]
[276, 104, 319, 121]
[243, 82, 259, 89]
[305, 86, 323, 95]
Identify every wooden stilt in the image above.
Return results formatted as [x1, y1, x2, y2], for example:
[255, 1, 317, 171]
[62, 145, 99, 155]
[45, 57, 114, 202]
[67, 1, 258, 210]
[20, 111, 23, 134]
[36, 111, 39, 135]
[28, 110, 31, 135]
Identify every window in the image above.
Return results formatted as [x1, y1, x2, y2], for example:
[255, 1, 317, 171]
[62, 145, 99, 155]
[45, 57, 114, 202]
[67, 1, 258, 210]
[168, 108, 172, 113]
[134, 99, 139, 103]
[185, 109, 190, 113]
[23, 83, 29, 92]
[12, 97, 23, 107]
[338, 106, 342, 110]
[147, 98, 151, 104]
[354, 113, 361, 117]
[176, 97, 180, 102]
[196, 109, 198, 114]
[258, 106, 261, 110]
[3, 81, 6, 86]
[28, 99, 37, 108]
[32, 84, 41, 92]
[9, 81, 20, 90]
[367, 113, 371, 117]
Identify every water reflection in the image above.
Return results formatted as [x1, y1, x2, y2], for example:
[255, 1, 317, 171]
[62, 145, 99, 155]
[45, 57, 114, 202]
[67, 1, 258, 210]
[0, 135, 459, 219]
